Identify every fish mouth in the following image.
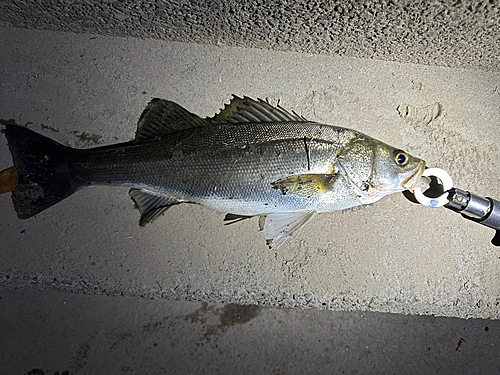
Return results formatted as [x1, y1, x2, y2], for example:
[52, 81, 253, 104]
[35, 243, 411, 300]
[401, 161, 429, 191]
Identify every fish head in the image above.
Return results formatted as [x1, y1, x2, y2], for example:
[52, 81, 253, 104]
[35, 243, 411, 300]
[336, 137, 429, 204]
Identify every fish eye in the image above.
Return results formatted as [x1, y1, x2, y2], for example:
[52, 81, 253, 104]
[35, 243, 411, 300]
[394, 150, 409, 166]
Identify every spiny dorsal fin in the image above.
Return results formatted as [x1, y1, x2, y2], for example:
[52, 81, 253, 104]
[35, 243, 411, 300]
[129, 188, 179, 226]
[135, 98, 208, 142]
[208, 96, 307, 124]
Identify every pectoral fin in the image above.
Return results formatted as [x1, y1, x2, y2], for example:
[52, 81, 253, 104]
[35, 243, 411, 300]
[129, 188, 179, 226]
[271, 173, 339, 198]
[264, 211, 316, 249]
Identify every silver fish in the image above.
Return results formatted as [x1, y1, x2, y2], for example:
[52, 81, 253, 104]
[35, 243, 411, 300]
[4, 96, 429, 248]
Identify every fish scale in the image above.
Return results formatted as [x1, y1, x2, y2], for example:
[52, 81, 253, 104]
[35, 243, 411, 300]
[5, 96, 427, 248]
[70, 122, 352, 212]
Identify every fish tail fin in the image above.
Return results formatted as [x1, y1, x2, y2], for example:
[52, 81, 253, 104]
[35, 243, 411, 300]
[5, 125, 82, 219]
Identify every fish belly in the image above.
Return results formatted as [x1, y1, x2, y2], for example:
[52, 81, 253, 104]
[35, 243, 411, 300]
[195, 174, 363, 216]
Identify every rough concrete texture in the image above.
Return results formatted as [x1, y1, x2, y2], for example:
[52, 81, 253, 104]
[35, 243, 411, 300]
[1, 288, 499, 374]
[0, 27, 500, 321]
[0, 0, 499, 71]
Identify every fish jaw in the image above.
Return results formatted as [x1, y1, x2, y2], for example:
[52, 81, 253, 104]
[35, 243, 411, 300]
[400, 161, 429, 191]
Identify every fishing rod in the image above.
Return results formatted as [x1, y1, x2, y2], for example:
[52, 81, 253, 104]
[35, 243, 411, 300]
[413, 168, 500, 246]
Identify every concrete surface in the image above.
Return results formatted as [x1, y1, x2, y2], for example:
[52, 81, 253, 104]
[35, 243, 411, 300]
[1, 27, 500, 320]
[0, 0, 499, 72]
[1, 288, 500, 374]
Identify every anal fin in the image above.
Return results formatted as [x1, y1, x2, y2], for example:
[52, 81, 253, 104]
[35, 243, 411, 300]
[264, 211, 316, 249]
[129, 188, 179, 226]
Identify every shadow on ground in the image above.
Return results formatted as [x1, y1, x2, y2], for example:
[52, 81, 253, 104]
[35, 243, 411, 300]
[1, 289, 498, 374]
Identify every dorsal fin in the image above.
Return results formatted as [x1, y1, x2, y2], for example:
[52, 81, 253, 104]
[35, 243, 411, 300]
[208, 96, 307, 124]
[135, 98, 208, 142]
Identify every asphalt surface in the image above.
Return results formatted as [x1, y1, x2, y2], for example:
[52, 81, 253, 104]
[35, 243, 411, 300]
[0, 27, 499, 373]
[1, 0, 499, 71]
[1, 288, 499, 374]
